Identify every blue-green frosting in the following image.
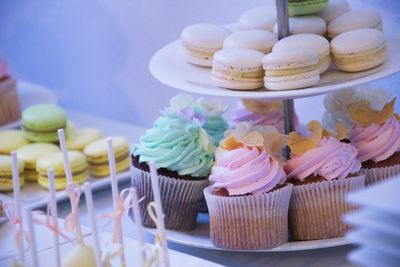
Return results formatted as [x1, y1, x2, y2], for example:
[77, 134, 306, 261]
[203, 117, 229, 147]
[133, 115, 214, 177]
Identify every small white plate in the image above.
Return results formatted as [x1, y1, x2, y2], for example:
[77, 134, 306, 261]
[0, 80, 58, 130]
[145, 213, 350, 252]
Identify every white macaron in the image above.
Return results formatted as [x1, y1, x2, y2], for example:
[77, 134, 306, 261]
[180, 23, 232, 67]
[273, 34, 331, 74]
[263, 49, 320, 91]
[327, 9, 383, 39]
[331, 28, 386, 72]
[223, 29, 278, 54]
[238, 5, 277, 32]
[212, 48, 265, 90]
[317, 0, 351, 23]
[273, 16, 326, 36]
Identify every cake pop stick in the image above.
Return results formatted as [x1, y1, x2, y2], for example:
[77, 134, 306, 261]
[48, 168, 61, 267]
[11, 151, 24, 264]
[149, 162, 170, 267]
[83, 182, 103, 267]
[25, 207, 39, 267]
[58, 129, 84, 245]
[129, 186, 146, 265]
[107, 138, 126, 267]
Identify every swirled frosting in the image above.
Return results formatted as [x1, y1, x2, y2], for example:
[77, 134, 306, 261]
[210, 146, 286, 195]
[133, 115, 214, 177]
[285, 137, 361, 181]
[350, 115, 400, 163]
[203, 117, 229, 146]
[0, 59, 9, 80]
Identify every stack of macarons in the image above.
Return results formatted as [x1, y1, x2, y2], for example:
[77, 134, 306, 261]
[179, 0, 387, 91]
[0, 103, 130, 191]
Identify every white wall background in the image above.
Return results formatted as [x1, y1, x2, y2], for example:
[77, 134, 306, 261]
[1, 0, 399, 127]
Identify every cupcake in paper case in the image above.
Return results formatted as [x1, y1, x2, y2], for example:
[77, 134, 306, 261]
[204, 123, 293, 249]
[131, 94, 214, 231]
[348, 97, 400, 186]
[0, 59, 21, 126]
[231, 99, 300, 133]
[284, 121, 365, 241]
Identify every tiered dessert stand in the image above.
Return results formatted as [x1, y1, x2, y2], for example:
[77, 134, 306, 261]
[147, 0, 400, 252]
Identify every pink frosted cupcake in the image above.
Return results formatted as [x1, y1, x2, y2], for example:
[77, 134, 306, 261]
[204, 123, 292, 249]
[0, 59, 20, 126]
[348, 98, 400, 186]
[285, 121, 365, 240]
[231, 99, 299, 133]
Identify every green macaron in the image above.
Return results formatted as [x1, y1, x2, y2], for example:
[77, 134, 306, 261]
[22, 104, 67, 143]
[288, 0, 329, 16]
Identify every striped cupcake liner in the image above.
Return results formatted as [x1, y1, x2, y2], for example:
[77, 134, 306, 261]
[131, 167, 209, 231]
[361, 164, 400, 186]
[289, 175, 365, 241]
[204, 184, 293, 250]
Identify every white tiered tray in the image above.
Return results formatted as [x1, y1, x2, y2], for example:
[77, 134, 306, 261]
[149, 25, 400, 100]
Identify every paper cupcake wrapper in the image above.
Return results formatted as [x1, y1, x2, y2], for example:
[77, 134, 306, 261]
[131, 167, 209, 231]
[289, 175, 365, 241]
[204, 184, 293, 250]
[361, 164, 400, 186]
[199, 196, 208, 213]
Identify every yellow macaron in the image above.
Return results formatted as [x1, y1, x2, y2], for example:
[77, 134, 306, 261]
[36, 151, 88, 190]
[0, 155, 25, 192]
[0, 130, 29, 155]
[16, 143, 60, 182]
[83, 136, 130, 177]
[66, 128, 102, 151]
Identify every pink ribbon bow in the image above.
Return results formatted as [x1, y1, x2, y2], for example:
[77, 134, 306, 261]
[3, 201, 30, 251]
[97, 188, 133, 243]
[64, 182, 81, 233]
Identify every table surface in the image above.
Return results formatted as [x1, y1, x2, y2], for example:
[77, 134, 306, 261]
[55, 110, 355, 267]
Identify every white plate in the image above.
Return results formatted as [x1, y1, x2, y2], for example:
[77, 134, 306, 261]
[149, 25, 400, 100]
[145, 212, 350, 252]
[2, 233, 225, 267]
[0, 80, 58, 130]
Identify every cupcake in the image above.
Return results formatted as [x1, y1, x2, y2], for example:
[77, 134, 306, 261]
[131, 94, 214, 231]
[285, 121, 365, 240]
[231, 99, 299, 133]
[348, 97, 400, 186]
[204, 123, 292, 249]
[0, 59, 20, 126]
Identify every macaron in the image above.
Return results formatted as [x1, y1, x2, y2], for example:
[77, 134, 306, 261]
[331, 28, 386, 72]
[0, 155, 24, 192]
[273, 16, 326, 36]
[212, 48, 265, 90]
[22, 104, 67, 143]
[223, 29, 278, 54]
[67, 128, 102, 151]
[273, 34, 331, 74]
[180, 23, 232, 67]
[263, 49, 320, 90]
[238, 5, 277, 32]
[0, 130, 29, 154]
[317, 0, 350, 23]
[36, 151, 88, 190]
[288, 0, 329, 16]
[83, 136, 130, 177]
[16, 143, 60, 182]
[327, 9, 383, 39]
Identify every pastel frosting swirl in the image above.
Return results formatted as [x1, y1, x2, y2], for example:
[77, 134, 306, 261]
[350, 115, 400, 163]
[133, 115, 214, 177]
[203, 117, 229, 146]
[210, 146, 286, 195]
[285, 137, 361, 181]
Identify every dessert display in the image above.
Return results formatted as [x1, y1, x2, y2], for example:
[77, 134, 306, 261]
[211, 48, 265, 90]
[288, 0, 329, 16]
[238, 5, 276, 32]
[223, 29, 278, 54]
[272, 15, 327, 36]
[285, 121, 364, 240]
[180, 23, 232, 67]
[331, 28, 386, 72]
[205, 123, 292, 249]
[0, 130, 29, 154]
[263, 49, 320, 90]
[316, 0, 350, 23]
[132, 94, 214, 230]
[0, 154, 24, 191]
[327, 9, 383, 39]
[0, 59, 21, 127]
[66, 128, 102, 151]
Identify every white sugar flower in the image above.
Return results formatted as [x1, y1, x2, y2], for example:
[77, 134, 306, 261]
[195, 97, 228, 117]
[169, 94, 194, 112]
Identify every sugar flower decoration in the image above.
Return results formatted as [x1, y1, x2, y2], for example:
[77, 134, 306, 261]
[242, 98, 282, 114]
[194, 97, 228, 118]
[347, 97, 396, 126]
[163, 94, 205, 125]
